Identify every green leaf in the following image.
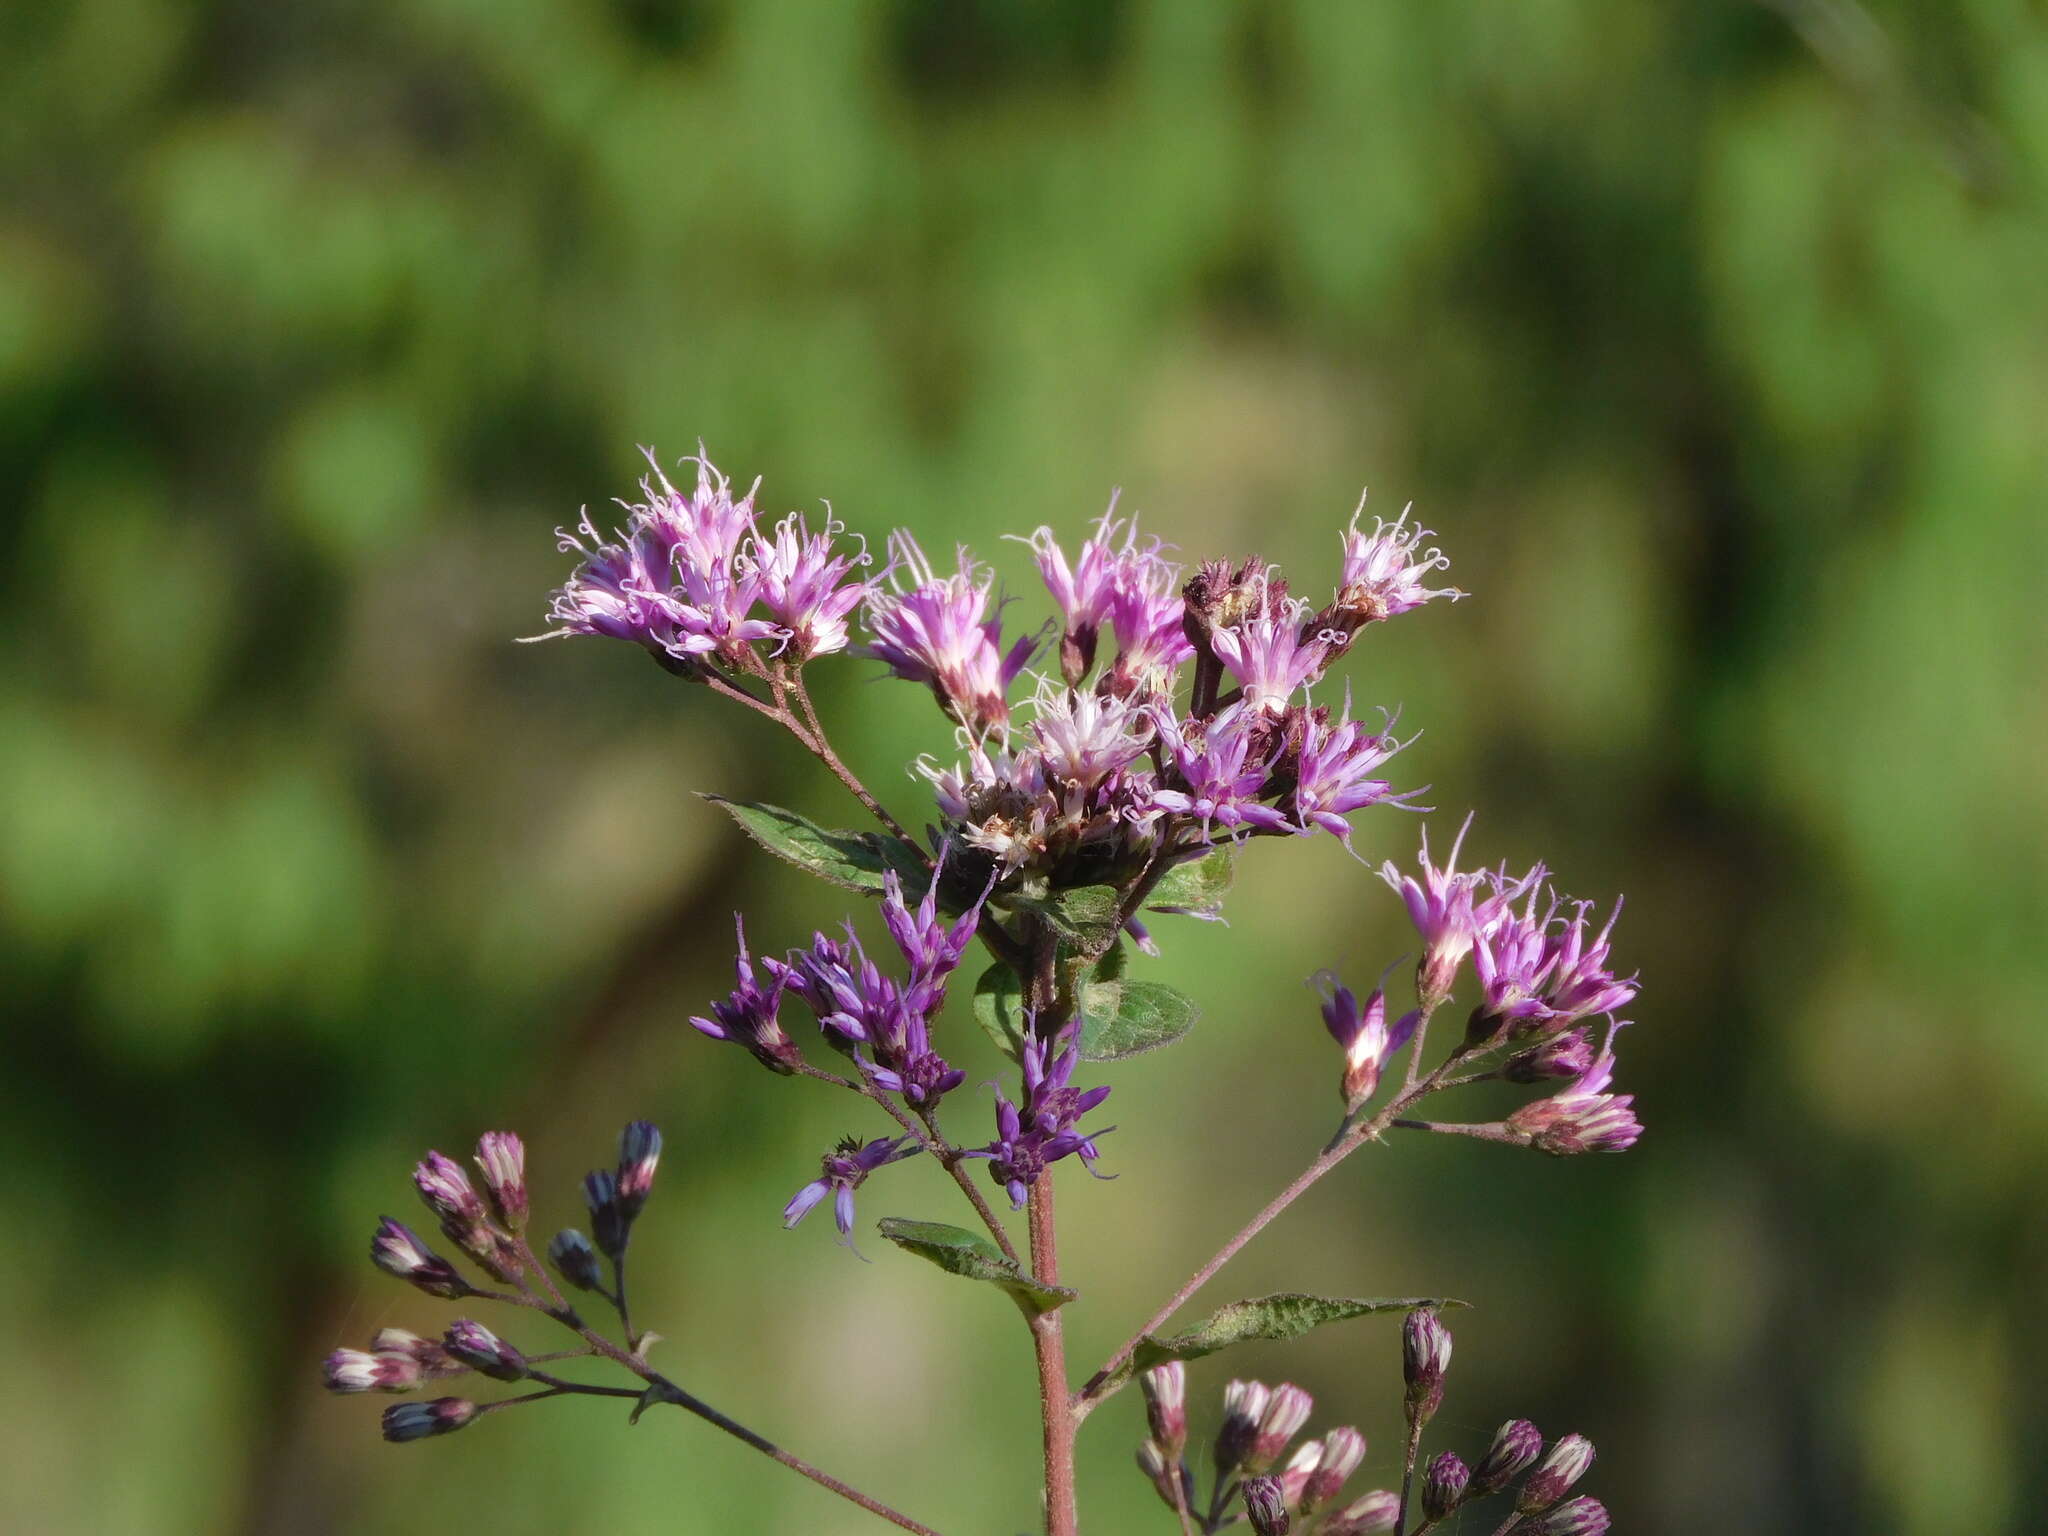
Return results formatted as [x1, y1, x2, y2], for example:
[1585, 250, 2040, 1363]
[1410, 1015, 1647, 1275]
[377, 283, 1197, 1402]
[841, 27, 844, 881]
[876, 1218, 1075, 1318]
[973, 952, 1200, 1063]
[1146, 847, 1236, 917]
[1079, 978, 1198, 1061]
[701, 795, 926, 895]
[1027, 883, 1123, 949]
[1089, 1293, 1464, 1400]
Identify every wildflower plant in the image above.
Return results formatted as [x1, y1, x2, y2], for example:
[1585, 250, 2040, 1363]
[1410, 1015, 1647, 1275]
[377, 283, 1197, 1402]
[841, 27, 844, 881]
[324, 447, 1642, 1534]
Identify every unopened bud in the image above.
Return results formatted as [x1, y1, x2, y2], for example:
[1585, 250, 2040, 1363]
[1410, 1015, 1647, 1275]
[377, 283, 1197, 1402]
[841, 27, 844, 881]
[1214, 1379, 1271, 1476]
[1242, 1475, 1291, 1536]
[547, 1227, 604, 1290]
[442, 1320, 528, 1382]
[415, 1151, 520, 1282]
[1402, 1309, 1452, 1427]
[1246, 1382, 1313, 1473]
[1140, 1362, 1187, 1458]
[1472, 1419, 1543, 1494]
[1503, 1028, 1594, 1084]
[584, 1169, 628, 1258]
[323, 1347, 421, 1394]
[1515, 1433, 1595, 1513]
[1530, 1495, 1610, 1536]
[1422, 1450, 1470, 1521]
[615, 1121, 662, 1220]
[1323, 1489, 1400, 1535]
[370, 1218, 469, 1299]
[381, 1397, 477, 1442]
[1300, 1426, 1366, 1513]
[1135, 1439, 1185, 1513]
[473, 1132, 528, 1231]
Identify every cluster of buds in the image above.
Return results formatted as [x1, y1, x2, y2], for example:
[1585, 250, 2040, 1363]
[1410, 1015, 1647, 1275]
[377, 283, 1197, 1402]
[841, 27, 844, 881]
[328, 1122, 665, 1445]
[1134, 1364, 1387, 1534]
[531, 450, 870, 670]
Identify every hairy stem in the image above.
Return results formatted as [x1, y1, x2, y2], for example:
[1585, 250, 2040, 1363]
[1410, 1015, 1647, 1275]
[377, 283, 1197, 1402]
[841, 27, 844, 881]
[1395, 1415, 1424, 1535]
[1029, 1180, 1079, 1536]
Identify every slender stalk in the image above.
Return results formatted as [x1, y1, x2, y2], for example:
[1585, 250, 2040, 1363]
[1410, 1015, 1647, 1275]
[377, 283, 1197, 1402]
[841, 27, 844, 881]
[1391, 1118, 1526, 1147]
[1077, 1016, 1467, 1415]
[1167, 1470, 1200, 1536]
[1395, 1415, 1424, 1535]
[508, 1237, 944, 1534]
[610, 1251, 637, 1348]
[1029, 1180, 1079, 1536]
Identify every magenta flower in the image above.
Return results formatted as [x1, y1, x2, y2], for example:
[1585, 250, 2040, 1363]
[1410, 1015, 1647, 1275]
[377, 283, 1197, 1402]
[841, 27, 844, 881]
[1149, 705, 1289, 835]
[1540, 897, 1638, 1022]
[749, 507, 871, 660]
[860, 532, 1035, 733]
[1471, 875, 1562, 1039]
[633, 448, 759, 573]
[535, 512, 690, 655]
[783, 1134, 921, 1242]
[690, 915, 804, 1074]
[1288, 705, 1423, 839]
[1335, 501, 1462, 623]
[1378, 817, 1491, 1006]
[1027, 682, 1154, 792]
[1316, 970, 1421, 1110]
[1507, 1031, 1642, 1154]
[1211, 596, 1330, 714]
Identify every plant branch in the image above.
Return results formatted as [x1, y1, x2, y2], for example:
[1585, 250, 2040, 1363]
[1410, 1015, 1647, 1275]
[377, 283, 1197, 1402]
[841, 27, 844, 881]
[1395, 1415, 1424, 1535]
[1028, 1179, 1079, 1536]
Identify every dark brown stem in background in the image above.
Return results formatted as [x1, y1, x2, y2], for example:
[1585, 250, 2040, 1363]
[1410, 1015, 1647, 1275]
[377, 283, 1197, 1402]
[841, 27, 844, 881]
[1029, 1180, 1079, 1536]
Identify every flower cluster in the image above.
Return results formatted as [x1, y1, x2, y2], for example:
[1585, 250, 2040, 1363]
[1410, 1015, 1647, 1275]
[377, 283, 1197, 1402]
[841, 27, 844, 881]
[328, 1123, 666, 1445]
[966, 1022, 1114, 1208]
[531, 449, 870, 669]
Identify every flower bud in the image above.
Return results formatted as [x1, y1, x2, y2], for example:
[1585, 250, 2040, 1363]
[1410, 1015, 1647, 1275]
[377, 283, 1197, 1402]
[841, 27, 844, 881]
[373, 1328, 467, 1380]
[1515, 1433, 1595, 1513]
[547, 1228, 604, 1291]
[1135, 1439, 1186, 1513]
[370, 1218, 469, 1299]
[1140, 1362, 1187, 1458]
[473, 1132, 528, 1231]
[1241, 1475, 1291, 1536]
[615, 1121, 662, 1220]
[1472, 1419, 1543, 1494]
[1323, 1489, 1400, 1535]
[415, 1152, 521, 1281]
[1300, 1426, 1366, 1513]
[380, 1397, 478, 1442]
[323, 1347, 421, 1394]
[1422, 1450, 1470, 1521]
[584, 1169, 629, 1258]
[1530, 1495, 1610, 1536]
[442, 1320, 528, 1382]
[1246, 1382, 1313, 1473]
[1503, 1028, 1594, 1084]
[1402, 1309, 1452, 1427]
[1213, 1379, 1272, 1476]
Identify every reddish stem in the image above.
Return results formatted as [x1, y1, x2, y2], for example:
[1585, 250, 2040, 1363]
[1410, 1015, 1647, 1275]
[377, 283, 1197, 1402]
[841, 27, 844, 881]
[1028, 1181, 1079, 1536]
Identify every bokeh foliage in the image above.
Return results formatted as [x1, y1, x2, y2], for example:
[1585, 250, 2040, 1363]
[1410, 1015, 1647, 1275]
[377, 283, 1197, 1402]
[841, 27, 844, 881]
[3, 2, 2044, 1532]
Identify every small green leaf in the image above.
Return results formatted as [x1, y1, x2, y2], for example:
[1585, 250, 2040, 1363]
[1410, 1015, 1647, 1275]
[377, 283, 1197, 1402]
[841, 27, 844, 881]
[973, 963, 1029, 1060]
[1089, 1293, 1464, 1400]
[701, 795, 926, 895]
[1146, 847, 1236, 917]
[1078, 979, 1198, 1061]
[1031, 883, 1123, 949]
[877, 1218, 1075, 1317]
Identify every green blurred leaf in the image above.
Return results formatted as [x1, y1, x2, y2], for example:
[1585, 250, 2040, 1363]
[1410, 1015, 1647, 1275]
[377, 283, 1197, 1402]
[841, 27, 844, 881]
[973, 962, 1029, 1060]
[1146, 847, 1236, 918]
[876, 1218, 1074, 1318]
[1082, 978, 1199, 1061]
[701, 795, 926, 895]
[1092, 1293, 1463, 1400]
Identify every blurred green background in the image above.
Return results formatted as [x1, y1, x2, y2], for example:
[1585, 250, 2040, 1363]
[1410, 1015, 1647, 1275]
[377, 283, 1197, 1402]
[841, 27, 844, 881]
[4, 2, 2045, 1532]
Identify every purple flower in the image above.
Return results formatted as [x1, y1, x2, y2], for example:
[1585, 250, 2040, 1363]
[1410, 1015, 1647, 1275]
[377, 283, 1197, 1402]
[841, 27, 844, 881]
[1403, 1309, 1453, 1426]
[860, 532, 1035, 733]
[1470, 874, 1562, 1039]
[1316, 970, 1421, 1110]
[1140, 1362, 1188, 1456]
[1378, 817, 1491, 1006]
[381, 1397, 478, 1442]
[1472, 1419, 1544, 1494]
[1026, 499, 1192, 694]
[1503, 1026, 1596, 1083]
[1324, 1489, 1400, 1535]
[323, 1346, 423, 1394]
[1241, 1475, 1291, 1536]
[1246, 1382, 1313, 1473]
[1421, 1451, 1470, 1521]
[967, 1026, 1113, 1208]
[1334, 502, 1461, 623]
[1515, 1433, 1596, 1514]
[635, 448, 759, 572]
[413, 1152, 520, 1282]
[1531, 1496, 1611, 1536]
[1296, 1426, 1366, 1513]
[371, 1328, 465, 1380]
[748, 507, 870, 660]
[1149, 704, 1289, 835]
[533, 513, 691, 655]
[1540, 896, 1638, 1022]
[1026, 499, 1128, 677]
[1211, 595, 1329, 714]
[1288, 704, 1423, 839]
[1103, 568, 1195, 697]
[1507, 1034, 1643, 1155]
[690, 916, 804, 1074]
[1214, 1379, 1272, 1475]
[783, 1134, 921, 1241]
[614, 1120, 662, 1219]
[546, 1228, 603, 1291]
[880, 862, 984, 1002]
